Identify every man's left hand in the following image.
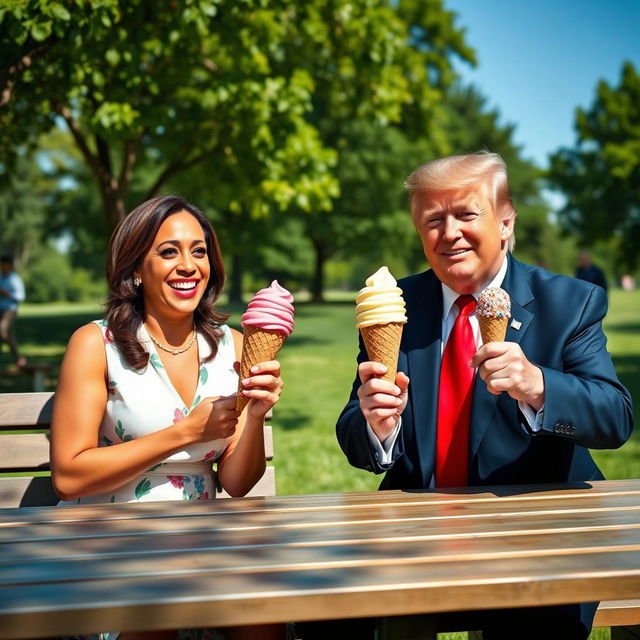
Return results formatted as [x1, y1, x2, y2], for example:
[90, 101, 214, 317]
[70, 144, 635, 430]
[471, 342, 544, 411]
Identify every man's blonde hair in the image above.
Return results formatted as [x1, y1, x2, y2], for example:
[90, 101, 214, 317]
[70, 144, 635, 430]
[405, 152, 517, 251]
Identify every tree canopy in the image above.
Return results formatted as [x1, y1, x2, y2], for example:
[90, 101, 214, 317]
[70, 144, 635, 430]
[547, 61, 640, 269]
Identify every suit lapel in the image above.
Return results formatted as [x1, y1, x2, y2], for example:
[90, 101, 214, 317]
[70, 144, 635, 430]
[470, 255, 534, 459]
[405, 271, 442, 485]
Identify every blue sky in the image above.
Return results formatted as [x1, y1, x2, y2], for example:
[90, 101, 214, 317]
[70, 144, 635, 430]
[448, 0, 640, 168]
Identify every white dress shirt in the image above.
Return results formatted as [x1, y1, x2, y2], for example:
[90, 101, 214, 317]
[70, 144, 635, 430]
[366, 256, 544, 465]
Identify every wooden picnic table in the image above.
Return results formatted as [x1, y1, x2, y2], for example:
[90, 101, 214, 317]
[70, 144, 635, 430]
[2, 479, 640, 639]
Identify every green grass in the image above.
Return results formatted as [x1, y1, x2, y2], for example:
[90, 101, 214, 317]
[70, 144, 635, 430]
[4, 289, 640, 489]
[3, 290, 637, 639]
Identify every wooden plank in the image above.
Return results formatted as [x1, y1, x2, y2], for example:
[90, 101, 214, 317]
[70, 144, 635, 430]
[0, 392, 54, 427]
[595, 600, 640, 627]
[2, 548, 640, 638]
[263, 424, 273, 460]
[5, 483, 640, 538]
[0, 476, 58, 508]
[0, 433, 51, 471]
[2, 481, 640, 637]
[5, 526, 640, 584]
[4, 489, 640, 537]
[7, 477, 635, 525]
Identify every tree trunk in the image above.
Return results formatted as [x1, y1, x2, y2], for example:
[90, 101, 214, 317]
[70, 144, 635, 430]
[228, 252, 243, 304]
[100, 184, 127, 237]
[310, 237, 327, 303]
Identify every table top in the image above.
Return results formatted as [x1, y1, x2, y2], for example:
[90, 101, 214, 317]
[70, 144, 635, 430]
[2, 479, 640, 638]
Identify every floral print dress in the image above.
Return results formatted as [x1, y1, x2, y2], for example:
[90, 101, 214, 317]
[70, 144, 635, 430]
[61, 321, 238, 640]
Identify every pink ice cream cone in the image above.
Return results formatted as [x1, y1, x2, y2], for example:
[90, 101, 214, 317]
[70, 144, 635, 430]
[236, 281, 294, 411]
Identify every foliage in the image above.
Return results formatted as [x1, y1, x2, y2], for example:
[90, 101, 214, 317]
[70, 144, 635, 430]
[1, 0, 338, 233]
[295, 0, 475, 299]
[547, 62, 640, 270]
[0, 150, 52, 264]
[440, 84, 562, 269]
[21, 245, 104, 302]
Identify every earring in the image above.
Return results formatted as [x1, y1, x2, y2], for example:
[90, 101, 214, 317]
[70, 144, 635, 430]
[133, 277, 141, 287]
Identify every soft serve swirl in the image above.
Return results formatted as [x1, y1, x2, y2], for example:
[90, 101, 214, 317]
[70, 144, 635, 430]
[356, 266, 407, 328]
[241, 280, 294, 335]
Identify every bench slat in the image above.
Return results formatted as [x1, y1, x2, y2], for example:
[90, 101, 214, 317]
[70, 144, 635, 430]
[0, 433, 51, 471]
[0, 392, 54, 427]
[594, 600, 640, 627]
[0, 476, 58, 508]
[215, 465, 275, 499]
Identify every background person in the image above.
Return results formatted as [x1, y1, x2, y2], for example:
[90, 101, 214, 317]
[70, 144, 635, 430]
[0, 255, 26, 368]
[51, 195, 285, 640]
[575, 250, 608, 294]
[334, 152, 633, 640]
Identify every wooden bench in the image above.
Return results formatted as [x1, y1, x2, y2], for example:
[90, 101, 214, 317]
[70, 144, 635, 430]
[0, 391, 276, 508]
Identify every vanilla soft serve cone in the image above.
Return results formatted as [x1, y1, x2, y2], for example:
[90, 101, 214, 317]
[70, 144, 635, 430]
[356, 266, 407, 381]
[236, 281, 294, 411]
[476, 287, 511, 343]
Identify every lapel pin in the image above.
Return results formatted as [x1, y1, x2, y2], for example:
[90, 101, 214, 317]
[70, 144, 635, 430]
[510, 319, 522, 331]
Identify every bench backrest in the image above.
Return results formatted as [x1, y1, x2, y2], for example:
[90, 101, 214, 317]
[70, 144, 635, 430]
[0, 392, 275, 508]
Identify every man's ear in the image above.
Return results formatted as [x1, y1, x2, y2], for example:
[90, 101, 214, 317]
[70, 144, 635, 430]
[500, 214, 515, 241]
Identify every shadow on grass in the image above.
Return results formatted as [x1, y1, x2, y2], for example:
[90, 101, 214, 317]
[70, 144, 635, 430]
[277, 410, 312, 431]
[613, 354, 640, 417]
[18, 311, 100, 346]
[607, 321, 640, 333]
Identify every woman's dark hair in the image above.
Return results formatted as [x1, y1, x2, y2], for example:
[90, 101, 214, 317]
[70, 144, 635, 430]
[105, 195, 229, 369]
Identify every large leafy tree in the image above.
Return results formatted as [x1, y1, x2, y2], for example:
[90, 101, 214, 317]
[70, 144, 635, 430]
[547, 62, 640, 269]
[289, 0, 476, 300]
[1, 0, 333, 234]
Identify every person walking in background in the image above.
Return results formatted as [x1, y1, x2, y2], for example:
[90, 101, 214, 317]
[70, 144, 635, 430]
[50, 195, 286, 640]
[332, 152, 633, 640]
[575, 250, 608, 294]
[0, 255, 26, 368]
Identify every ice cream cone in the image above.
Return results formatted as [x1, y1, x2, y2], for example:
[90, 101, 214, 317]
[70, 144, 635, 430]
[236, 326, 286, 411]
[478, 315, 509, 344]
[360, 321, 404, 382]
[476, 287, 511, 344]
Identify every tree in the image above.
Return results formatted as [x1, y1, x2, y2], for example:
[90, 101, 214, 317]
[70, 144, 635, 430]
[441, 83, 557, 269]
[1, 0, 331, 234]
[547, 62, 640, 269]
[291, 0, 475, 300]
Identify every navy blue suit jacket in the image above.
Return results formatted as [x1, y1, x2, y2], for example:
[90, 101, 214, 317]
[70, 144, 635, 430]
[337, 255, 634, 490]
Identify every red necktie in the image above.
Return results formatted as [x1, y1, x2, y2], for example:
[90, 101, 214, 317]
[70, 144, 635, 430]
[436, 295, 477, 488]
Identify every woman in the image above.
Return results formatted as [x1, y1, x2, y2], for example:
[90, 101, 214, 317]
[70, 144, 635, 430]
[51, 196, 285, 640]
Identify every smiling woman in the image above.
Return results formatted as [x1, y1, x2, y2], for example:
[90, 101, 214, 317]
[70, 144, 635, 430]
[49, 195, 286, 640]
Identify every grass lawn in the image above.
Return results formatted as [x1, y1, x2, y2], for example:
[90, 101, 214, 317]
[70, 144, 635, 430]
[2, 289, 637, 640]
[4, 289, 639, 491]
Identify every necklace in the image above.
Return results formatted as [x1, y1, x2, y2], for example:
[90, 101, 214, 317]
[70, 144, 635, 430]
[147, 324, 197, 355]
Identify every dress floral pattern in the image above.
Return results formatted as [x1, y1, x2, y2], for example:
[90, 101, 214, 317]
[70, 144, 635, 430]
[61, 321, 238, 640]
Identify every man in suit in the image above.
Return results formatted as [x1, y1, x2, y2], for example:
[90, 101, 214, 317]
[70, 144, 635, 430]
[335, 152, 634, 639]
[575, 250, 608, 296]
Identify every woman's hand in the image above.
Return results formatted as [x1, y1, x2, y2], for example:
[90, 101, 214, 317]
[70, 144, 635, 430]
[237, 360, 283, 420]
[184, 395, 240, 443]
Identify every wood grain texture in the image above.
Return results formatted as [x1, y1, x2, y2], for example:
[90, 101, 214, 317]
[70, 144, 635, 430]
[2, 480, 640, 638]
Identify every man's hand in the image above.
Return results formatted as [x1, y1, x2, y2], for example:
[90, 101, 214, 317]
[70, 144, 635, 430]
[471, 342, 544, 410]
[357, 361, 410, 443]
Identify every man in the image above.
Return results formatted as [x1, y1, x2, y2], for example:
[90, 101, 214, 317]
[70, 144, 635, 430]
[575, 250, 608, 294]
[335, 152, 633, 639]
[0, 255, 26, 368]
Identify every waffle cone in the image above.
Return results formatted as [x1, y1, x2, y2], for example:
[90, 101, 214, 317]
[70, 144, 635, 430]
[360, 322, 404, 382]
[478, 315, 509, 344]
[236, 326, 286, 411]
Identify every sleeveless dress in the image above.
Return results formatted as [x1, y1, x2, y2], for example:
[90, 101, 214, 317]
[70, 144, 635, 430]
[62, 320, 238, 640]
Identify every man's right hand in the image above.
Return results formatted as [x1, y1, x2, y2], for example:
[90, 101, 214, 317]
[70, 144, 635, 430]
[357, 361, 410, 443]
